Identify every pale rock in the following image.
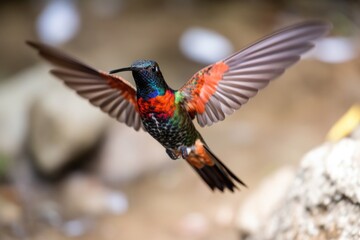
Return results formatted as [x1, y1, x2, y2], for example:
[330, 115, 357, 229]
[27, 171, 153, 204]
[0, 64, 108, 176]
[0, 195, 21, 226]
[29, 77, 108, 174]
[215, 205, 235, 227]
[236, 166, 296, 235]
[98, 123, 170, 183]
[60, 174, 128, 216]
[0, 65, 50, 157]
[240, 135, 360, 240]
[177, 212, 209, 238]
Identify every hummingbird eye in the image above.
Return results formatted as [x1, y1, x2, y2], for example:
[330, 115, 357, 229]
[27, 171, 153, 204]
[151, 65, 159, 73]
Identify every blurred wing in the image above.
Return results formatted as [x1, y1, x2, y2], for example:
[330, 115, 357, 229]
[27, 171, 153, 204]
[178, 21, 331, 127]
[27, 41, 143, 131]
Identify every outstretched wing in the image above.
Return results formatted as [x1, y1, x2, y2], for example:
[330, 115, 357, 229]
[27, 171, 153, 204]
[178, 21, 332, 127]
[27, 41, 143, 131]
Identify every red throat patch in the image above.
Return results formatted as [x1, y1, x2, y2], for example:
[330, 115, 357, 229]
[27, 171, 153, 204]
[137, 90, 176, 118]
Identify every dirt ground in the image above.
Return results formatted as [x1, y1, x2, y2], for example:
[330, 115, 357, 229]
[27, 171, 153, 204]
[1, 1, 360, 240]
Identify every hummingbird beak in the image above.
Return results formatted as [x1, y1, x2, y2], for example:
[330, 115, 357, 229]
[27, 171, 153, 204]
[109, 67, 132, 74]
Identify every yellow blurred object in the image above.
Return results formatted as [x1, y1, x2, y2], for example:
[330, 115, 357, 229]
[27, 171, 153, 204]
[326, 105, 360, 141]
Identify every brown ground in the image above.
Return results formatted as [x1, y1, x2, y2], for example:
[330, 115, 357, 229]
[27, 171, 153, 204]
[0, 1, 359, 240]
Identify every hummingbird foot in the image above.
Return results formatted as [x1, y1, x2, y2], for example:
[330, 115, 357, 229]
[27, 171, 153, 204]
[179, 146, 193, 159]
[166, 149, 180, 160]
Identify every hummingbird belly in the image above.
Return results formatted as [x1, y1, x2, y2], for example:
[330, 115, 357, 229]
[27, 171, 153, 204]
[142, 112, 198, 150]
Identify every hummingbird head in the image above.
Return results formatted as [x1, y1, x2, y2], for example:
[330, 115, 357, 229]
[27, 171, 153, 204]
[110, 60, 170, 99]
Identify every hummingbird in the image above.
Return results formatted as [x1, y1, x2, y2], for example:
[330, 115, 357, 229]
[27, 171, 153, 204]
[27, 21, 330, 192]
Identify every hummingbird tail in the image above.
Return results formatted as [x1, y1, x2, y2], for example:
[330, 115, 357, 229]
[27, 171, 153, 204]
[187, 143, 246, 192]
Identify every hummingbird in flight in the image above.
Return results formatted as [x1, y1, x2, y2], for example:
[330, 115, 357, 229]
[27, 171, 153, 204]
[27, 21, 330, 192]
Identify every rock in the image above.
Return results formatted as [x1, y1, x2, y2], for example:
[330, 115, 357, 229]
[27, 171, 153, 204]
[28, 73, 108, 176]
[239, 136, 360, 240]
[0, 186, 22, 226]
[0, 185, 28, 240]
[0, 64, 108, 177]
[60, 174, 128, 216]
[1, 63, 171, 181]
[98, 123, 170, 183]
[352, 126, 360, 140]
[215, 205, 235, 227]
[236, 166, 296, 236]
[176, 212, 209, 238]
[0, 65, 50, 158]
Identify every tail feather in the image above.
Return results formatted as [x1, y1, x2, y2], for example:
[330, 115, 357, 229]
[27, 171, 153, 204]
[191, 145, 246, 192]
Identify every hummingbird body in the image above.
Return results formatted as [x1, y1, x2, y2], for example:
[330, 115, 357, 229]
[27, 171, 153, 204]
[27, 21, 331, 192]
[131, 60, 199, 150]
[131, 60, 235, 185]
[137, 90, 199, 150]
[132, 62, 225, 181]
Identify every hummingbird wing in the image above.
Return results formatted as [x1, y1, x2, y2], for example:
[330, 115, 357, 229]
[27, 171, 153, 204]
[27, 41, 143, 131]
[178, 21, 331, 127]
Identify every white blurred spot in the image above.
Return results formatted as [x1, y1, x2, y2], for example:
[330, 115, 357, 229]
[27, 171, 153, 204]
[63, 219, 89, 237]
[180, 27, 234, 64]
[105, 191, 129, 215]
[36, 0, 80, 45]
[312, 37, 357, 64]
[177, 212, 209, 237]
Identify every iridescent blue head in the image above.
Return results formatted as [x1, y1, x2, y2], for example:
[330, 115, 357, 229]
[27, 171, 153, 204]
[109, 59, 170, 99]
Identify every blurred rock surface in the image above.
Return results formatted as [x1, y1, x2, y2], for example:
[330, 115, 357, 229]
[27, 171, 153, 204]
[60, 174, 128, 216]
[236, 166, 296, 235]
[98, 123, 169, 183]
[0, 64, 109, 176]
[176, 212, 209, 238]
[238, 134, 360, 240]
[0, 186, 22, 226]
[29, 78, 108, 175]
[1, 64, 171, 180]
[0, 66, 50, 158]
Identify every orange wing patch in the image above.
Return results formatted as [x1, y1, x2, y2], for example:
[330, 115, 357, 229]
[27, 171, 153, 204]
[185, 62, 229, 115]
[100, 71, 138, 106]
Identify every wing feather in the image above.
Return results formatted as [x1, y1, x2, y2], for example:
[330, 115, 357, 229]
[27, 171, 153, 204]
[178, 21, 331, 126]
[27, 41, 143, 131]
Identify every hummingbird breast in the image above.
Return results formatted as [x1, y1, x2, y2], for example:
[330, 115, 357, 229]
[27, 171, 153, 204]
[137, 90, 198, 149]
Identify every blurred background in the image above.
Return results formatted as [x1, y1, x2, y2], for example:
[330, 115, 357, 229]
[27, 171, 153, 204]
[0, 0, 359, 239]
